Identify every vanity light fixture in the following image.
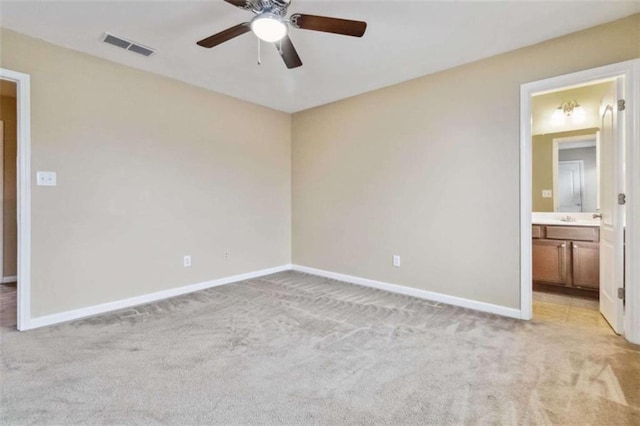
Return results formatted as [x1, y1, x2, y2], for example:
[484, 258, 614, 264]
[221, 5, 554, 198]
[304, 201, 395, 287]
[552, 100, 585, 124]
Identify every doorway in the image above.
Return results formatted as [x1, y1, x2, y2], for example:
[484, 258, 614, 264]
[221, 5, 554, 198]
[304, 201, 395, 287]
[520, 59, 640, 344]
[0, 68, 31, 331]
[0, 80, 18, 329]
[530, 80, 612, 332]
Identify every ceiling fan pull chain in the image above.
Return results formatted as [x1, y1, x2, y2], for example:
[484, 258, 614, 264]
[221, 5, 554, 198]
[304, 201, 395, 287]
[278, 39, 283, 55]
[257, 38, 262, 65]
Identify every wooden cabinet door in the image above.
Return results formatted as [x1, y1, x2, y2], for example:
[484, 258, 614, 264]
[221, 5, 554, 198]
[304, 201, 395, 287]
[571, 241, 600, 289]
[532, 239, 568, 285]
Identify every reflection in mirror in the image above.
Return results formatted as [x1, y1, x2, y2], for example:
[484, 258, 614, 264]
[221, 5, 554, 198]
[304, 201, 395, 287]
[532, 129, 599, 213]
[554, 135, 597, 212]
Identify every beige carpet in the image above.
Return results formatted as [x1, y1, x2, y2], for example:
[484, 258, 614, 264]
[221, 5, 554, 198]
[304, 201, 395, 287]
[1, 271, 639, 424]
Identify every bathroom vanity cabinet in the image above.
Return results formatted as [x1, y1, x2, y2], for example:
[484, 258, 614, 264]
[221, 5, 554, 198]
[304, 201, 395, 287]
[532, 224, 600, 295]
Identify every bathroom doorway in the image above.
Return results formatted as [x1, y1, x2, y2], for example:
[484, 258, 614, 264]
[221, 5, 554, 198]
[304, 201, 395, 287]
[0, 67, 31, 331]
[520, 59, 640, 344]
[530, 80, 614, 333]
[0, 80, 18, 330]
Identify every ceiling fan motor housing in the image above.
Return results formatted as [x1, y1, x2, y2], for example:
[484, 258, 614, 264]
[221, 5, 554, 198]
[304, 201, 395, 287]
[249, 0, 290, 16]
[271, 0, 290, 8]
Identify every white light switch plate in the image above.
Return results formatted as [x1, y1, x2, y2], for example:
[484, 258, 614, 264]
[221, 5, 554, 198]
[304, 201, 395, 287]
[542, 189, 552, 198]
[393, 255, 401, 267]
[36, 171, 57, 186]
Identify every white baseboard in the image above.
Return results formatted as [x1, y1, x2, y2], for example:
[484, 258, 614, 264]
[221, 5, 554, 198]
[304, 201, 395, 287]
[292, 265, 523, 320]
[24, 262, 523, 330]
[2, 276, 17, 284]
[26, 264, 292, 330]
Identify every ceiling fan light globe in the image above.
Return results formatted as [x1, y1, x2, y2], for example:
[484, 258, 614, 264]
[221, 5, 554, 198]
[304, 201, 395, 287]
[251, 14, 287, 43]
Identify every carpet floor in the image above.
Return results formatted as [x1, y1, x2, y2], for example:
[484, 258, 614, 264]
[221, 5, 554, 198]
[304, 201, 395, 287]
[1, 271, 639, 424]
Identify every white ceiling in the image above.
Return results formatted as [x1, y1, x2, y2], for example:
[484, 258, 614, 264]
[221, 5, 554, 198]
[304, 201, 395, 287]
[1, 1, 639, 112]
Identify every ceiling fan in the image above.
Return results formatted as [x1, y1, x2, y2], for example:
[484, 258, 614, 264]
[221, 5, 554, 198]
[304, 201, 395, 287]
[196, 0, 367, 69]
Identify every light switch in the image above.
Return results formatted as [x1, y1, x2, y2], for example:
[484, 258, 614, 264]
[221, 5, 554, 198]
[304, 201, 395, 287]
[542, 189, 552, 198]
[36, 171, 57, 186]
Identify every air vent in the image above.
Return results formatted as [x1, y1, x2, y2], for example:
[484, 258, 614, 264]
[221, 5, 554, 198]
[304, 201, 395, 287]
[101, 32, 155, 57]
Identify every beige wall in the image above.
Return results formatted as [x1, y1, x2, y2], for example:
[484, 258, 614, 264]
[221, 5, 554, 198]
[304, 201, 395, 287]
[0, 14, 638, 318]
[0, 95, 17, 278]
[0, 29, 291, 317]
[292, 15, 640, 309]
[532, 128, 599, 212]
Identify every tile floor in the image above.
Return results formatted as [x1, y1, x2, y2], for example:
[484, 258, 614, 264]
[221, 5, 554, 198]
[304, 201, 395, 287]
[0, 282, 17, 331]
[533, 290, 615, 334]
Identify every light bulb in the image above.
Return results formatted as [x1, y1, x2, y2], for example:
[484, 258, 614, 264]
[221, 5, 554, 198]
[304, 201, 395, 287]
[572, 104, 586, 123]
[551, 107, 564, 125]
[251, 14, 287, 43]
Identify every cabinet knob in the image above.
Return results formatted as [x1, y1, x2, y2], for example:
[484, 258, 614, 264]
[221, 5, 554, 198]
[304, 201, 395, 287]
[574, 244, 578, 248]
[561, 243, 566, 248]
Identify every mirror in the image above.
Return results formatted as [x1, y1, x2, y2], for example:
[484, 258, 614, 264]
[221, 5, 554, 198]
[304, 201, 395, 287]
[530, 80, 615, 214]
[532, 130, 599, 213]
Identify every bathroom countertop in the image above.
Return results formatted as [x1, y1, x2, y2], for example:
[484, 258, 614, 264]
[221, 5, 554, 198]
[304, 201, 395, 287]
[532, 219, 600, 227]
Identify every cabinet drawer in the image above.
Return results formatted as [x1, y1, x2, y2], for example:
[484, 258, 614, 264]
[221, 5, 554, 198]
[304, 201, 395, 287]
[531, 225, 544, 238]
[545, 226, 599, 242]
[532, 225, 544, 239]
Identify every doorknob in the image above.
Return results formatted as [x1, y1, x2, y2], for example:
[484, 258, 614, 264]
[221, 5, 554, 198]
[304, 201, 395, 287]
[593, 213, 603, 219]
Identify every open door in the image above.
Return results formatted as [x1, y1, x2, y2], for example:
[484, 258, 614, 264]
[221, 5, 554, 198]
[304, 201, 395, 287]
[598, 79, 624, 334]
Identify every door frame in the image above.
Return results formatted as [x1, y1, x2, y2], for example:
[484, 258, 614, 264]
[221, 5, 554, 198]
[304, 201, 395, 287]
[0, 68, 31, 331]
[520, 59, 640, 344]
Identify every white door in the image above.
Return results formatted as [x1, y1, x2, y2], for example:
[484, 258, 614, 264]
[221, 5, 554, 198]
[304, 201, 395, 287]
[557, 160, 583, 212]
[599, 80, 624, 334]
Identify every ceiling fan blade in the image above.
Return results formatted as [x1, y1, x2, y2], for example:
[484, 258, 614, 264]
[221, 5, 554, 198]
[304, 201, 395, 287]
[197, 23, 251, 48]
[223, 0, 252, 10]
[277, 36, 302, 69]
[290, 14, 367, 37]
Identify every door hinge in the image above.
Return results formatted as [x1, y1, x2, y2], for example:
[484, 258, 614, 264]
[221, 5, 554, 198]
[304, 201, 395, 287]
[617, 99, 625, 111]
[618, 193, 626, 205]
[618, 287, 625, 300]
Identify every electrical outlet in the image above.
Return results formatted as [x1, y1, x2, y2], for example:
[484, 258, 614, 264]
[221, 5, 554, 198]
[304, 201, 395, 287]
[542, 189, 552, 198]
[183, 255, 191, 267]
[224, 250, 229, 260]
[393, 255, 401, 267]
